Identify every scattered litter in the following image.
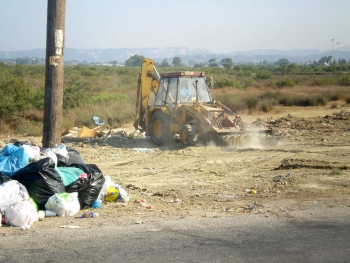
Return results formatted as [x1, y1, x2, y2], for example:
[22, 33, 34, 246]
[244, 202, 264, 210]
[133, 148, 152, 153]
[134, 220, 144, 224]
[273, 172, 292, 183]
[139, 199, 152, 209]
[59, 225, 79, 229]
[103, 184, 129, 203]
[91, 199, 102, 209]
[45, 210, 57, 217]
[78, 126, 99, 138]
[81, 211, 99, 218]
[129, 130, 146, 139]
[245, 189, 257, 195]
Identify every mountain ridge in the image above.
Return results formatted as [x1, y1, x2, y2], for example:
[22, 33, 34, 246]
[1, 46, 350, 64]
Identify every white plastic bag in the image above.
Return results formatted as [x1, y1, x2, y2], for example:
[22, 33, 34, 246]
[98, 175, 114, 200]
[20, 145, 41, 161]
[45, 192, 80, 217]
[0, 180, 29, 213]
[5, 200, 38, 229]
[41, 148, 57, 166]
[51, 144, 68, 158]
[104, 184, 129, 203]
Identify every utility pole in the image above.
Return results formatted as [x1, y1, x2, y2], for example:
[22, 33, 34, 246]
[43, 0, 66, 148]
[331, 38, 335, 64]
[337, 42, 340, 63]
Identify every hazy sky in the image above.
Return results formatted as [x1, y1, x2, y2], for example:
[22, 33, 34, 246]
[0, 0, 349, 53]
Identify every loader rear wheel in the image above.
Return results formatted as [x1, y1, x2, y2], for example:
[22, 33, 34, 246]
[150, 111, 174, 146]
[180, 124, 197, 147]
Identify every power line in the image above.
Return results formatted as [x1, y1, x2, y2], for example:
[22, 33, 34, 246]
[174, 0, 350, 6]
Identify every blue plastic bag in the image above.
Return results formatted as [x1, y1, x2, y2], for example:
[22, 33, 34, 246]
[0, 145, 29, 176]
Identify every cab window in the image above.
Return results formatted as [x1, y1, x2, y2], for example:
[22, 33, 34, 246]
[165, 78, 177, 104]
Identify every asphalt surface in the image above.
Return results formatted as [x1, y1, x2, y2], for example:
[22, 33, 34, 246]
[1, 208, 349, 263]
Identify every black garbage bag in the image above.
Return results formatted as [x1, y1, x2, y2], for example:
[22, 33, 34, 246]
[67, 148, 85, 165]
[56, 148, 84, 167]
[66, 163, 105, 209]
[0, 173, 12, 184]
[12, 157, 65, 210]
[56, 153, 70, 167]
[13, 140, 31, 147]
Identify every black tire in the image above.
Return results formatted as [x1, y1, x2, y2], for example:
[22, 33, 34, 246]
[180, 124, 197, 147]
[150, 111, 174, 146]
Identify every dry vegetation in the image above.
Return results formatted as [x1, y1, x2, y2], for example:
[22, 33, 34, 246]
[0, 63, 349, 136]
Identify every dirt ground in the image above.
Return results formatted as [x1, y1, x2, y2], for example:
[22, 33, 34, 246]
[1, 103, 350, 235]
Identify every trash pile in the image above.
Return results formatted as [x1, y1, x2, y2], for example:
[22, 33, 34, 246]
[0, 141, 128, 230]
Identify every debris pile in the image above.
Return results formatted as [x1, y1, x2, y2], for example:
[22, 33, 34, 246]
[0, 140, 129, 230]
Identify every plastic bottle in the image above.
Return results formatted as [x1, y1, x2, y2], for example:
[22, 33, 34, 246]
[45, 210, 57, 217]
[82, 212, 99, 218]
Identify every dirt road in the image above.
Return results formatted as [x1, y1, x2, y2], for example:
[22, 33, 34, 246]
[1, 105, 350, 235]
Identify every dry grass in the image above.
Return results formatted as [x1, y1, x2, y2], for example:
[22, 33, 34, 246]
[62, 100, 135, 130]
[211, 85, 350, 114]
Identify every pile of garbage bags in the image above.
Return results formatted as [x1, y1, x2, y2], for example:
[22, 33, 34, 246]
[0, 141, 129, 230]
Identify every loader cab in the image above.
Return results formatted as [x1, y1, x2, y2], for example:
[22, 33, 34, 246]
[154, 71, 212, 106]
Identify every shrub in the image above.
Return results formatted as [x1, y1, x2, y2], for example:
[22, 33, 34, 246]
[243, 77, 256, 87]
[259, 99, 277, 112]
[0, 76, 32, 118]
[12, 119, 43, 136]
[216, 77, 244, 89]
[81, 68, 98, 77]
[279, 94, 328, 107]
[261, 91, 282, 100]
[330, 169, 341, 175]
[276, 79, 296, 87]
[338, 75, 350, 86]
[90, 93, 128, 104]
[212, 94, 247, 112]
[329, 93, 339, 101]
[244, 96, 258, 111]
[312, 78, 336, 86]
[256, 70, 272, 79]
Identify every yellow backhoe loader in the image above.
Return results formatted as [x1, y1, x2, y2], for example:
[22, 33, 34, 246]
[134, 58, 279, 147]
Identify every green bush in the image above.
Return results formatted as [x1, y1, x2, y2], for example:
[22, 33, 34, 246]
[81, 68, 98, 77]
[215, 77, 234, 88]
[259, 99, 277, 112]
[261, 91, 282, 100]
[276, 79, 296, 87]
[244, 96, 258, 111]
[256, 70, 272, 79]
[90, 93, 128, 104]
[212, 94, 247, 112]
[0, 76, 32, 119]
[312, 78, 336, 86]
[243, 77, 256, 87]
[279, 94, 328, 107]
[338, 75, 350, 86]
[216, 77, 244, 89]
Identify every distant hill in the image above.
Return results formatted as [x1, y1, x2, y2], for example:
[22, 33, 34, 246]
[1, 46, 350, 64]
